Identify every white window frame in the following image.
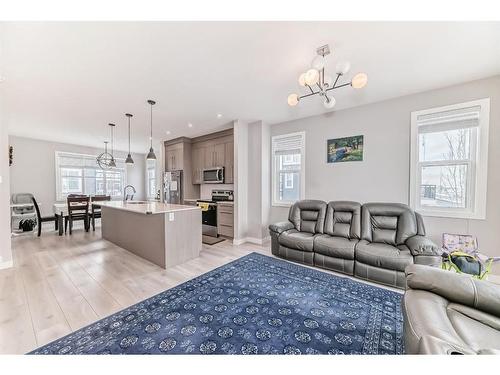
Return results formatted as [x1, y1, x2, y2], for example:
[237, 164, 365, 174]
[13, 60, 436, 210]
[271, 131, 306, 207]
[55, 151, 127, 201]
[410, 98, 490, 219]
[146, 159, 157, 200]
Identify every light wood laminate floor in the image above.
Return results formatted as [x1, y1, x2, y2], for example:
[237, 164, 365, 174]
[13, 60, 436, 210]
[0, 227, 270, 354]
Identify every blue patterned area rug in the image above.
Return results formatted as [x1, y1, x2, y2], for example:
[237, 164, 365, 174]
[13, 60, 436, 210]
[30, 253, 404, 355]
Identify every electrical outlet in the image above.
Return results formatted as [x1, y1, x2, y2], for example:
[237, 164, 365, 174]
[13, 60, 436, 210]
[169, 212, 175, 221]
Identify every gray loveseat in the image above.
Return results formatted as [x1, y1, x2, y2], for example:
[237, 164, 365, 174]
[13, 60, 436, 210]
[403, 264, 500, 354]
[269, 200, 441, 289]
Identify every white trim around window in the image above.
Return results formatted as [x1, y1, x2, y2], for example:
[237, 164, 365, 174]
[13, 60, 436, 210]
[409, 98, 490, 219]
[271, 131, 306, 207]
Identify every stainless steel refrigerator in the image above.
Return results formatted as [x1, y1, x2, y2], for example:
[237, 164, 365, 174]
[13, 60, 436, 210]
[163, 170, 183, 204]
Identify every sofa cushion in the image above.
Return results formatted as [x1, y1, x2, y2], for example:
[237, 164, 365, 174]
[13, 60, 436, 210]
[361, 203, 417, 245]
[324, 201, 361, 239]
[278, 229, 316, 252]
[314, 235, 356, 260]
[355, 240, 413, 272]
[288, 200, 327, 234]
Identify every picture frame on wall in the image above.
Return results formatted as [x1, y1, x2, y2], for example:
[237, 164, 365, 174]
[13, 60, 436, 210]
[327, 135, 364, 163]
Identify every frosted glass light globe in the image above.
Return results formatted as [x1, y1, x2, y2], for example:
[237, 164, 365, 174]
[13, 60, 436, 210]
[323, 75, 333, 88]
[287, 93, 299, 106]
[304, 69, 319, 86]
[335, 61, 351, 75]
[311, 55, 325, 70]
[351, 73, 368, 89]
[298, 73, 307, 87]
[323, 96, 336, 109]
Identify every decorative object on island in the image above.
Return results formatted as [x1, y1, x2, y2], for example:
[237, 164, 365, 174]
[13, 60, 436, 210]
[125, 113, 134, 165]
[287, 44, 368, 109]
[327, 135, 364, 163]
[146, 99, 157, 160]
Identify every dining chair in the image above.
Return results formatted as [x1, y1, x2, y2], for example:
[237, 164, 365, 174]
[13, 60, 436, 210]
[90, 195, 111, 231]
[65, 196, 90, 234]
[32, 197, 57, 237]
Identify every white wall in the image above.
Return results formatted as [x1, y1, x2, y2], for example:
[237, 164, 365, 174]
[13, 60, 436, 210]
[0, 25, 12, 269]
[1, 107, 12, 269]
[270, 76, 500, 274]
[233, 120, 248, 242]
[9, 136, 147, 217]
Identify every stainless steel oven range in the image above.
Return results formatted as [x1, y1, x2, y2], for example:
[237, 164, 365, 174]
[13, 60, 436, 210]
[196, 190, 233, 237]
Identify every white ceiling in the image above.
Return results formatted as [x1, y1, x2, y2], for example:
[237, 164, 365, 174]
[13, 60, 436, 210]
[2, 22, 500, 153]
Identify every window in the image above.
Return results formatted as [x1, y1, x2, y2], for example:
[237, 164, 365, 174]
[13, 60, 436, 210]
[410, 98, 490, 219]
[55, 151, 126, 200]
[272, 131, 305, 206]
[147, 159, 157, 200]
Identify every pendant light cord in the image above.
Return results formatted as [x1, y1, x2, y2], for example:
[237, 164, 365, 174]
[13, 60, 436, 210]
[128, 117, 131, 154]
[150, 103, 153, 148]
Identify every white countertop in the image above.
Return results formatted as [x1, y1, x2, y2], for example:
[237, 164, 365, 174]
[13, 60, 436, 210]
[97, 201, 200, 215]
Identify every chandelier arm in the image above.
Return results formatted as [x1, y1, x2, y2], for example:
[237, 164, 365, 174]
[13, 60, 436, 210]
[306, 84, 315, 94]
[326, 82, 351, 92]
[299, 91, 320, 100]
[333, 73, 341, 88]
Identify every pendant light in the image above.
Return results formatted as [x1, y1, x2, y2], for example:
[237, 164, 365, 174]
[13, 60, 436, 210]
[96, 141, 113, 170]
[108, 123, 117, 168]
[146, 99, 157, 160]
[125, 113, 134, 165]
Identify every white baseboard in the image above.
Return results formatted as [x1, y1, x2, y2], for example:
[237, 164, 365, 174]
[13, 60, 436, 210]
[0, 260, 13, 270]
[233, 236, 271, 246]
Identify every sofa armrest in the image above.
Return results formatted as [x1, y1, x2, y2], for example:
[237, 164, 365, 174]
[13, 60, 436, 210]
[405, 264, 500, 318]
[269, 221, 294, 235]
[406, 235, 441, 256]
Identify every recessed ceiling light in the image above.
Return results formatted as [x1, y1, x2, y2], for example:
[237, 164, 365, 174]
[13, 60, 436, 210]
[166, 130, 171, 135]
[188, 123, 193, 128]
[217, 114, 223, 118]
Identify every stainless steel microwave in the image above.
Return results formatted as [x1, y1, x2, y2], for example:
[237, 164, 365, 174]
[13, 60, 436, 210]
[203, 167, 224, 184]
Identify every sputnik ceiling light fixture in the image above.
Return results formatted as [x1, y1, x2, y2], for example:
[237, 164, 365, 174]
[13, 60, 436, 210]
[287, 44, 368, 109]
[146, 99, 157, 160]
[96, 123, 118, 170]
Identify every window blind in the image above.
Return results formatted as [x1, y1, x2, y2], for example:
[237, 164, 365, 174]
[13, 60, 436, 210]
[417, 105, 481, 134]
[272, 132, 305, 156]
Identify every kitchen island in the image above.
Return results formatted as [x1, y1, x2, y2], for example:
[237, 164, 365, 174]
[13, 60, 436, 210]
[98, 201, 202, 269]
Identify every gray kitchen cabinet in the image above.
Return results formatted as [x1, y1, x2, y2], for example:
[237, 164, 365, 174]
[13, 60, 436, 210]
[213, 142, 225, 167]
[192, 146, 203, 184]
[224, 140, 234, 183]
[217, 203, 234, 238]
[165, 143, 183, 171]
[188, 129, 234, 185]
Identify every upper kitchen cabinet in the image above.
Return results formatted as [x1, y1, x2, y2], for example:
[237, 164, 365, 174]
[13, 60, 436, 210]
[191, 146, 204, 184]
[203, 141, 226, 169]
[190, 129, 234, 185]
[165, 141, 184, 171]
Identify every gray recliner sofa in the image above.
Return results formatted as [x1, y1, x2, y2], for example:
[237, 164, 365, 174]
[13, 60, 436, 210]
[403, 264, 500, 354]
[269, 200, 441, 289]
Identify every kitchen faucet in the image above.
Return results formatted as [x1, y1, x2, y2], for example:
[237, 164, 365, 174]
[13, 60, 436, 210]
[123, 185, 136, 201]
